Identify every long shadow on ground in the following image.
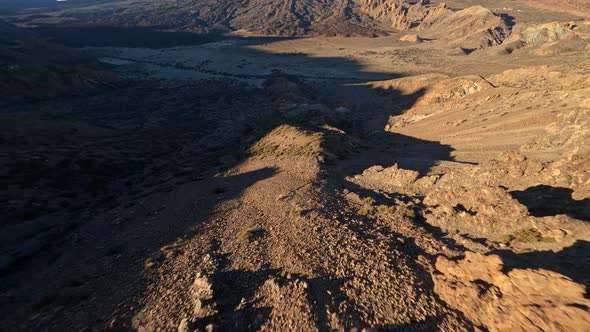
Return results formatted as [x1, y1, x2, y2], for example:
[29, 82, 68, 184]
[510, 185, 590, 222]
[492, 240, 590, 294]
[0, 23, 518, 331]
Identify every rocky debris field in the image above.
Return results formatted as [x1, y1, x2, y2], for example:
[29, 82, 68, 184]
[1, 1, 590, 331]
[2, 64, 588, 331]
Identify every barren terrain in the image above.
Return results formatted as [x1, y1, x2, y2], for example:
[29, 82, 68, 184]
[1, 0, 589, 331]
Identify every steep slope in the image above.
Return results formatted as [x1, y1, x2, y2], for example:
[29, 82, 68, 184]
[64, 0, 399, 36]
[0, 20, 118, 105]
[1, 20, 589, 330]
[424, 5, 511, 49]
[55, 0, 511, 43]
[385, 64, 590, 161]
[490, 20, 590, 55]
[390, 3, 512, 49]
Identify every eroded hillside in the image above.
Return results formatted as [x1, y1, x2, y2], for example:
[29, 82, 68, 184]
[0, 1, 589, 331]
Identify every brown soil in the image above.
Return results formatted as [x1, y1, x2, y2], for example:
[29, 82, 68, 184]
[1, 1, 589, 331]
[528, 0, 590, 18]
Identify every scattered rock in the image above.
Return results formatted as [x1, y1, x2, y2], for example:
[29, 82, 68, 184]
[399, 34, 423, 43]
[350, 164, 419, 192]
[391, 3, 511, 49]
[434, 252, 590, 331]
[190, 273, 216, 318]
[177, 318, 190, 332]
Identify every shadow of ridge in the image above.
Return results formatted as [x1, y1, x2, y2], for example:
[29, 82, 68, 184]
[304, 275, 355, 331]
[29, 25, 230, 48]
[509, 185, 590, 222]
[491, 240, 590, 295]
[499, 13, 516, 27]
[26, 23, 302, 49]
[195, 269, 354, 331]
[342, 131, 456, 177]
[0, 0, 123, 16]
[153, 68, 457, 329]
[312, 79, 456, 177]
[0, 26, 460, 331]
[205, 268, 280, 331]
[11, 167, 277, 329]
[105, 167, 278, 330]
[172, 63, 458, 329]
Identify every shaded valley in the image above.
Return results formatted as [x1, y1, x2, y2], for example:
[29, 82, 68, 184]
[1, 0, 589, 331]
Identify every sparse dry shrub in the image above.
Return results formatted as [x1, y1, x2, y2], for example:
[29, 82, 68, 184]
[236, 228, 263, 243]
[377, 204, 396, 215]
[504, 228, 555, 243]
[357, 205, 376, 217]
[358, 197, 377, 216]
[398, 205, 416, 220]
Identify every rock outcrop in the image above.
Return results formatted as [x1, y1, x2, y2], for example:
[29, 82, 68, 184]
[58, 0, 511, 45]
[388, 3, 511, 49]
[434, 252, 590, 332]
[490, 21, 590, 55]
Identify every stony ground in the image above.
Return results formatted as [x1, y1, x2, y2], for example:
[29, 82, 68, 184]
[1, 1, 590, 331]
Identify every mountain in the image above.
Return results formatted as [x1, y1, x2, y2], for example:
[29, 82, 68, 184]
[0, 20, 117, 104]
[391, 3, 511, 49]
[63, 0, 399, 36]
[62, 0, 511, 43]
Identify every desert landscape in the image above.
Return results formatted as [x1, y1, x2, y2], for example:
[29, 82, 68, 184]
[0, 0, 589, 331]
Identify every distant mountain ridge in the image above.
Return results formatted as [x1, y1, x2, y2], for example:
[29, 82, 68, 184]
[64, 0, 404, 36]
[0, 20, 117, 104]
[60, 0, 512, 49]
[5, 0, 586, 47]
